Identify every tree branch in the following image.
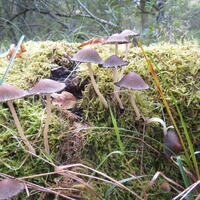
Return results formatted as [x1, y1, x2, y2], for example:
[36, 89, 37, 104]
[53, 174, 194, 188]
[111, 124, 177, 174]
[75, 0, 117, 27]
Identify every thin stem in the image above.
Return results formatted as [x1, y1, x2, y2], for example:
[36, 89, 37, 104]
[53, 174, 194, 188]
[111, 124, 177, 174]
[119, 43, 129, 79]
[145, 117, 168, 136]
[125, 43, 129, 60]
[129, 91, 140, 120]
[7, 100, 36, 154]
[113, 68, 124, 109]
[115, 43, 118, 55]
[87, 63, 108, 109]
[43, 94, 51, 153]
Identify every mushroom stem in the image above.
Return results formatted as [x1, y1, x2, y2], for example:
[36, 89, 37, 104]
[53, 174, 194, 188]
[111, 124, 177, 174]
[119, 43, 129, 79]
[125, 43, 129, 60]
[87, 63, 108, 109]
[115, 43, 118, 55]
[43, 94, 51, 153]
[144, 117, 168, 136]
[113, 68, 124, 109]
[129, 91, 140, 120]
[7, 100, 36, 154]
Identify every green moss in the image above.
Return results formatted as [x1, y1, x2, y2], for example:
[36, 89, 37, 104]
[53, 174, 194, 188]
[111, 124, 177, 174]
[0, 41, 199, 199]
[0, 41, 79, 88]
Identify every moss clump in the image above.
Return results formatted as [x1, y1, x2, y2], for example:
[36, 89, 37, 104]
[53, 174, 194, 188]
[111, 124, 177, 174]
[0, 41, 79, 88]
[0, 41, 199, 199]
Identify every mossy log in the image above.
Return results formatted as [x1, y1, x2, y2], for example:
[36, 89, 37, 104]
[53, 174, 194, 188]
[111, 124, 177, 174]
[0, 41, 199, 199]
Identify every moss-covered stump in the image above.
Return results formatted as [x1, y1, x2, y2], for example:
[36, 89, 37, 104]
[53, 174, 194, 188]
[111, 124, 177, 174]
[0, 41, 199, 199]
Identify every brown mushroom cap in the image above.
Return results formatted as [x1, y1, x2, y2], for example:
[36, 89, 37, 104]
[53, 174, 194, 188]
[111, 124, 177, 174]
[28, 79, 66, 95]
[120, 29, 139, 38]
[160, 182, 171, 193]
[99, 55, 129, 68]
[0, 178, 24, 200]
[0, 84, 27, 102]
[115, 72, 149, 90]
[71, 47, 103, 64]
[103, 33, 129, 44]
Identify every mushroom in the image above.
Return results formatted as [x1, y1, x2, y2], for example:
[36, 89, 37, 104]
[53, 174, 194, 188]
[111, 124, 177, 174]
[28, 79, 65, 153]
[145, 117, 182, 157]
[103, 33, 129, 56]
[120, 29, 139, 59]
[99, 55, 129, 109]
[160, 182, 171, 193]
[72, 47, 108, 109]
[0, 84, 36, 154]
[0, 178, 24, 200]
[163, 128, 182, 157]
[119, 29, 139, 79]
[115, 72, 149, 120]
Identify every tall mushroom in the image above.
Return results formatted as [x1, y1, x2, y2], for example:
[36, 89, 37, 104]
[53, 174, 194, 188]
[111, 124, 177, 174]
[28, 79, 65, 153]
[120, 29, 139, 59]
[72, 47, 108, 109]
[99, 55, 129, 109]
[119, 29, 139, 79]
[103, 33, 129, 56]
[115, 72, 149, 120]
[0, 84, 36, 154]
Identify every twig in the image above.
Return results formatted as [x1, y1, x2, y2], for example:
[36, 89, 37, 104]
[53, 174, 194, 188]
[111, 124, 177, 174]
[75, 0, 116, 27]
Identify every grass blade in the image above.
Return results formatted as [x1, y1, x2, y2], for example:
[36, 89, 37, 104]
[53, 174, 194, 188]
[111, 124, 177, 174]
[109, 107, 124, 152]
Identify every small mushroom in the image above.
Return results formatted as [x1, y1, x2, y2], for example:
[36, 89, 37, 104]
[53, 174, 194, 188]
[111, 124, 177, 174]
[145, 117, 182, 157]
[28, 79, 65, 153]
[103, 33, 129, 56]
[163, 128, 182, 158]
[115, 72, 149, 120]
[160, 182, 171, 193]
[0, 84, 35, 154]
[120, 29, 139, 57]
[99, 55, 129, 109]
[0, 178, 25, 200]
[119, 29, 139, 79]
[72, 47, 108, 109]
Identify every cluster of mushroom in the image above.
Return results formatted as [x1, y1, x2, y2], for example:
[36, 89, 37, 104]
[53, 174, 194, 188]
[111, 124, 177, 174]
[73, 29, 182, 157]
[72, 29, 148, 120]
[0, 79, 65, 154]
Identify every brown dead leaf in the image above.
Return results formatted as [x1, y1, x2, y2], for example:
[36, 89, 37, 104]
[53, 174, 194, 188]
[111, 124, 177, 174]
[6, 44, 26, 60]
